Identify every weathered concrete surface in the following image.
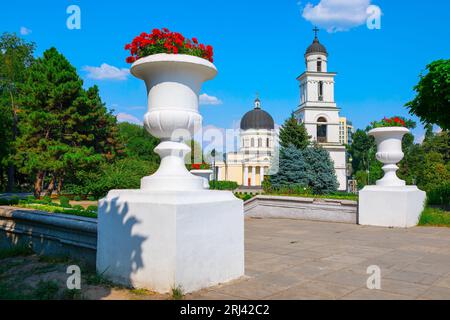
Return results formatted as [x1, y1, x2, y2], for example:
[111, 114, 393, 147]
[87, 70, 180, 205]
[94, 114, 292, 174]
[245, 195, 358, 224]
[187, 218, 450, 300]
[0, 206, 97, 266]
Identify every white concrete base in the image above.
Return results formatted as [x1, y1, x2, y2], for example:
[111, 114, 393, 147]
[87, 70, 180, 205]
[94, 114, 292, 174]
[359, 186, 426, 228]
[97, 189, 244, 294]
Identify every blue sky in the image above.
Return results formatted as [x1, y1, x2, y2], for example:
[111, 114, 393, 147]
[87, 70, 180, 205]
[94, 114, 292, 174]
[1, 0, 449, 142]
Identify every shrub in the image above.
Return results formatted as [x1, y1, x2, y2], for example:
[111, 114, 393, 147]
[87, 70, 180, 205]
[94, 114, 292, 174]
[427, 183, 450, 209]
[65, 158, 158, 199]
[0, 198, 19, 206]
[73, 196, 81, 202]
[72, 205, 84, 211]
[210, 181, 238, 191]
[59, 196, 71, 208]
[87, 205, 98, 212]
[42, 196, 53, 204]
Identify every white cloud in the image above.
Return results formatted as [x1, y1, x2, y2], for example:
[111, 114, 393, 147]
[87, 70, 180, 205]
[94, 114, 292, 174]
[302, 0, 378, 32]
[116, 113, 142, 125]
[83, 63, 130, 81]
[20, 27, 32, 36]
[199, 93, 223, 106]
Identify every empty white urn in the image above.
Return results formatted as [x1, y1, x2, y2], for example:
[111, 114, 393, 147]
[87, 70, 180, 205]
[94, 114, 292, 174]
[131, 54, 217, 191]
[368, 127, 409, 187]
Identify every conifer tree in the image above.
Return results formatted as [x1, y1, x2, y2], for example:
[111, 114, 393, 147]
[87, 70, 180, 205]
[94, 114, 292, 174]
[303, 144, 339, 194]
[278, 113, 311, 150]
[15, 48, 121, 197]
[270, 145, 309, 190]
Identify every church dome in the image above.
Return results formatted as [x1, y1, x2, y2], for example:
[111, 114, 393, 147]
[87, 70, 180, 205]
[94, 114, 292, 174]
[305, 37, 328, 56]
[240, 98, 275, 130]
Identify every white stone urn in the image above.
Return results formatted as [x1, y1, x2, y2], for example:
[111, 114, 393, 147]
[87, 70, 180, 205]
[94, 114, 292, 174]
[368, 127, 409, 187]
[190, 169, 213, 189]
[131, 54, 217, 191]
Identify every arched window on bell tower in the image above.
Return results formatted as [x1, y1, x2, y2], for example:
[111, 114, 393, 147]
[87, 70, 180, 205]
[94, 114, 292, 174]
[317, 58, 322, 72]
[317, 117, 327, 143]
[318, 81, 324, 101]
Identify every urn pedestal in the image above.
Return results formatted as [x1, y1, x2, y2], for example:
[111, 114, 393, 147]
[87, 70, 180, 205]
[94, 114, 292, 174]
[96, 54, 244, 293]
[358, 127, 426, 228]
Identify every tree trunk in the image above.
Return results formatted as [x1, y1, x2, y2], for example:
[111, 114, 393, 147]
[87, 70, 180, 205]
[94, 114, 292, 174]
[45, 175, 56, 197]
[6, 165, 15, 192]
[6, 90, 18, 193]
[34, 171, 44, 199]
[57, 174, 64, 195]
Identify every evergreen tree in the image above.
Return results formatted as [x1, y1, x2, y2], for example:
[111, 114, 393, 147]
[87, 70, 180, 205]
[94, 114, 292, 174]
[15, 48, 121, 197]
[303, 145, 339, 194]
[270, 145, 309, 190]
[279, 113, 311, 150]
[0, 33, 35, 191]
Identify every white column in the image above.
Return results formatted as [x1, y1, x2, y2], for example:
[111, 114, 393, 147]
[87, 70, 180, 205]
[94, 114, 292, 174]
[252, 166, 256, 187]
[260, 167, 265, 184]
[217, 166, 222, 181]
[243, 166, 249, 186]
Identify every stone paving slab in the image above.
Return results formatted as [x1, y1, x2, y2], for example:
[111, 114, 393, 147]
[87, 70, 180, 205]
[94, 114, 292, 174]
[188, 218, 450, 300]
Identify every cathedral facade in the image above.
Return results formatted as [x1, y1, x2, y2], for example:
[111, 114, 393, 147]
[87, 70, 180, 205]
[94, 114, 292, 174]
[215, 97, 276, 187]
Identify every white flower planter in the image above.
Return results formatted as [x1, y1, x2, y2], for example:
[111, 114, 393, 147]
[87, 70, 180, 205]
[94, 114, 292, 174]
[368, 127, 409, 187]
[131, 54, 217, 191]
[190, 169, 213, 189]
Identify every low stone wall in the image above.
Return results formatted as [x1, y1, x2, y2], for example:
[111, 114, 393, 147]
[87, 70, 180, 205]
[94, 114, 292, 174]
[0, 196, 357, 265]
[0, 206, 97, 266]
[244, 195, 358, 224]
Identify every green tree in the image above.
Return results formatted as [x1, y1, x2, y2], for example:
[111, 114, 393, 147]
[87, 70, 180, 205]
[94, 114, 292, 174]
[406, 59, 450, 130]
[303, 145, 339, 194]
[118, 122, 159, 163]
[15, 48, 121, 197]
[0, 33, 35, 191]
[348, 129, 374, 173]
[278, 113, 311, 150]
[270, 145, 309, 190]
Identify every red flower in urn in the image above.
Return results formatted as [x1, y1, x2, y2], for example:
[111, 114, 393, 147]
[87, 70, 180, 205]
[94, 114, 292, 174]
[124, 28, 214, 63]
[370, 116, 415, 129]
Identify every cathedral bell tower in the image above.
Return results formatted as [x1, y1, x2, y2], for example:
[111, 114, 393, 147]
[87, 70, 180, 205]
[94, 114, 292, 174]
[295, 27, 347, 191]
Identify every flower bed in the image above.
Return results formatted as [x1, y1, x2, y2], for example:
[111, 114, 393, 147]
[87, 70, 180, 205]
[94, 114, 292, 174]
[125, 28, 213, 64]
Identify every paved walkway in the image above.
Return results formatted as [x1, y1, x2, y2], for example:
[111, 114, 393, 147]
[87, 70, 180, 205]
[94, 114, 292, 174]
[187, 218, 450, 300]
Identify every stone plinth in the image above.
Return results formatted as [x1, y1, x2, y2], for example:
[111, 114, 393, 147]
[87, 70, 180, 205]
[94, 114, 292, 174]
[97, 189, 244, 294]
[359, 186, 426, 228]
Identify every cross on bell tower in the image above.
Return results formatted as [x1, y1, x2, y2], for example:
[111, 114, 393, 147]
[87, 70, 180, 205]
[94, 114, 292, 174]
[313, 26, 320, 39]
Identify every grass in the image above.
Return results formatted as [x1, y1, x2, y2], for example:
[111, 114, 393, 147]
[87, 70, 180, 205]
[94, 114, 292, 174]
[130, 288, 154, 296]
[0, 245, 34, 260]
[419, 207, 450, 227]
[33, 280, 60, 300]
[171, 286, 184, 300]
[15, 203, 97, 218]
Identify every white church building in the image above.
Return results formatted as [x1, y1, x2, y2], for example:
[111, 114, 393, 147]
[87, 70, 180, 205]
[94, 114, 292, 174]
[294, 29, 347, 190]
